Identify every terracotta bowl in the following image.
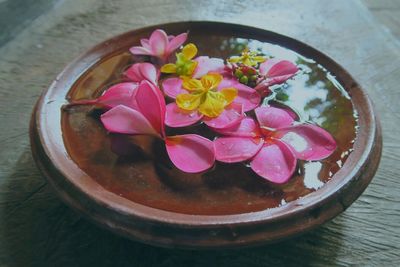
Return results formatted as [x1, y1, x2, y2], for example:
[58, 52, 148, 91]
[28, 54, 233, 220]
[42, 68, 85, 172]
[30, 22, 382, 249]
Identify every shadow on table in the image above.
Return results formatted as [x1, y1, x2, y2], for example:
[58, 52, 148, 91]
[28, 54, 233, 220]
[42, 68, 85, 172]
[0, 146, 345, 267]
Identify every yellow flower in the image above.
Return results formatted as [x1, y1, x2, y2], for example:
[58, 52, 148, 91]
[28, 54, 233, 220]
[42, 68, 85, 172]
[161, 43, 198, 77]
[176, 73, 237, 118]
[228, 47, 266, 66]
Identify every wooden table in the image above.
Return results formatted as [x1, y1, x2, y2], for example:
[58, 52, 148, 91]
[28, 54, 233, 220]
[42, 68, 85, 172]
[1, 0, 399, 266]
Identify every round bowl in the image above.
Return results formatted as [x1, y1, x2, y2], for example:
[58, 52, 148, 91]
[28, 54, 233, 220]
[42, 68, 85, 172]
[30, 21, 382, 249]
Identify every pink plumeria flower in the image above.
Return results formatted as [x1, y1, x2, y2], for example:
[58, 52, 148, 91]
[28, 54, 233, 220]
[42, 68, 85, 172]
[129, 29, 188, 62]
[100, 80, 215, 173]
[162, 75, 261, 129]
[254, 59, 299, 92]
[214, 106, 337, 183]
[124, 62, 160, 85]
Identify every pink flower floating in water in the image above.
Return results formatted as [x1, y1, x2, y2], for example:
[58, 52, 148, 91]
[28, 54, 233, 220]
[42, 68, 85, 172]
[214, 106, 337, 183]
[100, 80, 216, 173]
[129, 29, 188, 62]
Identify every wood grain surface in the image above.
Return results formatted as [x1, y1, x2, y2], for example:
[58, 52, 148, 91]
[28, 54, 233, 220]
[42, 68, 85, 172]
[0, 0, 399, 266]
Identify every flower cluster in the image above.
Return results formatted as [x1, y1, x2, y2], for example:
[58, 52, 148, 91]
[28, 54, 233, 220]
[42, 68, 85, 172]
[70, 29, 337, 184]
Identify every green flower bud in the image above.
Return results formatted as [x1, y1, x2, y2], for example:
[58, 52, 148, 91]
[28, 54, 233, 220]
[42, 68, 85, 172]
[247, 68, 256, 75]
[239, 75, 248, 84]
[234, 69, 243, 78]
[250, 75, 258, 81]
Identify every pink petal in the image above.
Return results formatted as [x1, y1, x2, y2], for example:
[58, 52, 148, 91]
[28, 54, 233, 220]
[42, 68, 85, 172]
[267, 74, 296, 86]
[265, 60, 298, 77]
[162, 77, 185, 99]
[100, 105, 157, 135]
[259, 59, 298, 86]
[140, 63, 159, 84]
[166, 32, 188, 54]
[214, 117, 261, 137]
[253, 81, 272, 97]
[214, 137, 263, 163]
[219, 65, 235, 78]
[192, 56, 225, 79]
[259, 59, 279, 75]
[277, 124, 337, 161]
[165, 134, 215, 173]
[165, 102, 203, 127]
[97, 82, 139, 109]
[250, 140, 297, 184]
[203, 103, 243, 129]
[124, 64, 142, 82]
[129, 46, 152, 56]
[218, 78, 261, 112]
[149, 29, 168, 57]
[124, 63, 159, 85]
[135, 81, 166, 136]
[280, 105, 299, 120]
[140, 38, 150, 50]
[255, 106, 294, 130]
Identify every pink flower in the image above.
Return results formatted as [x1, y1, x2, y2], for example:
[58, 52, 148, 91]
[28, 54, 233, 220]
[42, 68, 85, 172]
[100, 80, 215, 173]
[214, 106, 337, 183]
[162, 76, 261, 129]
[129, 29, 188, 61]
[254, 59, 299, 92]
[124, 62, 160, 85]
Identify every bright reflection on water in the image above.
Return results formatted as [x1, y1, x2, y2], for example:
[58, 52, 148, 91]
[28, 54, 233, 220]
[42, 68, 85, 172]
[303, 162, 324, 190]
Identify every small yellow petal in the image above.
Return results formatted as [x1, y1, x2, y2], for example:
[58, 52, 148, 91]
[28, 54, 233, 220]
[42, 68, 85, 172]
[176, 93, 202, 111]
[243, 58, 253, 66]
[182, 43, 198, 60]
[228, 56, 241, 63]
[182, 77, 203, 92]
[160, 63, 177, 73]
[200, 73, 222, 90]
[186, 60, 198, 76]
[198, 91, 225, 118]
[220, 87, 238, 106]
[253, 56, 266, 63]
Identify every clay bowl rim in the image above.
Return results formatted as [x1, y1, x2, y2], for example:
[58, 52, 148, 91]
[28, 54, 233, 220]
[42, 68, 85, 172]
[32, 21, 379, 228]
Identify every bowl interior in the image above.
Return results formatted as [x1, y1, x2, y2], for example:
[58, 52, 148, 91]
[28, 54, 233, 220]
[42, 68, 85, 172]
[60, 23, 357, 216]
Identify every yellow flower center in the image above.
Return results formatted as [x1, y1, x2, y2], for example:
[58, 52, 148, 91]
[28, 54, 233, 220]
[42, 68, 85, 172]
[176, 73, 238, 118]
[160, 43, 198, 77]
